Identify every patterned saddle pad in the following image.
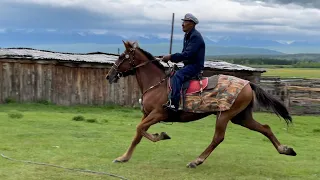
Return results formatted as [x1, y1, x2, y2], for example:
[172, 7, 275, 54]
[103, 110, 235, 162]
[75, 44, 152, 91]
[178, 74, 249, 113]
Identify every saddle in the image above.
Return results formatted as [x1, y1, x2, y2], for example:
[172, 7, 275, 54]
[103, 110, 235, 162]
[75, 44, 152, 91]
[167, 65, 210, 109]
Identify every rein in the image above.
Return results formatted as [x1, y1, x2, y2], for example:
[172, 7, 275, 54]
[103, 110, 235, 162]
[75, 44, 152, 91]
[111, 48, 171, 101]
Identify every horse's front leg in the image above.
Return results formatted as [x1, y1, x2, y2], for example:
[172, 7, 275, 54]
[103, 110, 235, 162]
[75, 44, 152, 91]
[137, 111, 170, 142]
[113, 111, 169, 163]
[113, 116, 147, 163]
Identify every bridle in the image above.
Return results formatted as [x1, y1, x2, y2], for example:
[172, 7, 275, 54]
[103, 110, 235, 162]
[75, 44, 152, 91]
[109, 48, 138, 78]
[109, 47, 171, 100]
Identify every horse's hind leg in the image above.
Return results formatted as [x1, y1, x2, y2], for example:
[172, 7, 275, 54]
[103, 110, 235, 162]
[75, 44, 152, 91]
[186, 83, 253, 168]
[186, 111, 231, 168]
[231, 108, 296, 156]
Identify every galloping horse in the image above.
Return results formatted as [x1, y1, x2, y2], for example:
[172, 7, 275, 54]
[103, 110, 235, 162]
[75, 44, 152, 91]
[106, 41, 296, 168]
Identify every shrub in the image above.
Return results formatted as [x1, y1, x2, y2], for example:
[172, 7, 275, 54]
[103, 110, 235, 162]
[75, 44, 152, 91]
[5, 97, 16, 104]
[86, 118, 97, 123]
[8, 110, 23, 119]
[313, 129, 320, 133]
[36, 100, 52, 105]
[72, 115, 85, 121]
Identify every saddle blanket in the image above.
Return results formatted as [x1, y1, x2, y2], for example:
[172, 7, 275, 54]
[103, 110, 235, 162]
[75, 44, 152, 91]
[179, 74, 250, 113]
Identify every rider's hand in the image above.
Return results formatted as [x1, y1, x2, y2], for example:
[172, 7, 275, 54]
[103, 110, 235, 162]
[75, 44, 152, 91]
[162, 54, 171, 62]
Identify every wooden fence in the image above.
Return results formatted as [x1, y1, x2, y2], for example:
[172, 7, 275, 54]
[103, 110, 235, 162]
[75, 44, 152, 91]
[260, 77, 320, 115]
[2, 60, 319, 115]
[0, 60, 141, 107]
[1, 58, 264, 108]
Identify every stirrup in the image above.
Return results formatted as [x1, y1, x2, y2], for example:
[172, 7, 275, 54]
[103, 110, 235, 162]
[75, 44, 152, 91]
[162, 100, 172, 108]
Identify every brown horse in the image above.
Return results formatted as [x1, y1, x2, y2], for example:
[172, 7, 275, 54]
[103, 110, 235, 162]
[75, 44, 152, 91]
[106, 41, 296, 168]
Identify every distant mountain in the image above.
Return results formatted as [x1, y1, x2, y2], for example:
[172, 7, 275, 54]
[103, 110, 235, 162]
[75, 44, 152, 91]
[208, 53, 320, 62]
[203, 35, 320, 47]
[0, 30, 315, 55]
[203, 36, 283, 47]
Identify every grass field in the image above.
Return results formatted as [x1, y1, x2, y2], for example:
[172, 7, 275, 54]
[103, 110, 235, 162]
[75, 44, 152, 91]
[0, 103, 319, 180]
[261, 68, 320, 79]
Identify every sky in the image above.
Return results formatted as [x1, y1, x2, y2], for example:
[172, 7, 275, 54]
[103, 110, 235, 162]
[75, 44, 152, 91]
[1, 0, 320, 54]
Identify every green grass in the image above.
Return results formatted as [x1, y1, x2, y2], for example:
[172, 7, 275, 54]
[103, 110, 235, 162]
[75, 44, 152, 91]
[262, 68, 320, 79]
[0, 103, 319, 180]
[247, 64, 294, 68]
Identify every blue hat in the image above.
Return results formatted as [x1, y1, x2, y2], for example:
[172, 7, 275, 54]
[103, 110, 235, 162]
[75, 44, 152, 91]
[181, 13, 199, 24]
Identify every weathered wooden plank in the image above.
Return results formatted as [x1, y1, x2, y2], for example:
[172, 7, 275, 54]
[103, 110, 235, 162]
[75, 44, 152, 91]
[78, 68, 84, 104]
[0, 62, 3, 103]
[92, 69, 97, 105]
[93, 68, 100, 105]
[11, 62, 19, 101]
[63, 66, 71, 106]
[290, 97, 320, 103]
[110, 77, 115, 105]
[87, 68, 94, 105]
[47, 64, 54, 103]
[288, 86, 320, 92]
[2, 63, 12, 102]
[42, 64, 50, 102]
[66, 66, 73, 106]
[117, 79, 123, 105]
[61, 66, 68, 105]
[97, 68, 104, 105]
[75, 67, 81, 105]
[70, 67, 79, 105]
[125, 76, 131, 106]
[58, 66, 64, 105]
[20, 64, 26, 102]
[52, 65, 61, 105]
[118, 76, 125, 106]
[21, 64, 30, 102]
[90, 68, 96, 105]
[103, 69, 110, 104]
[61, 66, 69, 105]
[133, 77, 141, 107]
[81, 67, 89, 105]
[35, 63, 42, 101]
[31, 64, 36, 101]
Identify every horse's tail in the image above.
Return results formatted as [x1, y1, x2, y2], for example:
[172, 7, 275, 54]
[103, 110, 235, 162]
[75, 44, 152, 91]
[250, 82, 292, 124]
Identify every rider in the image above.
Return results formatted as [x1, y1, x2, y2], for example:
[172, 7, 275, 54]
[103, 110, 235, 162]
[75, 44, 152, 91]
[162, 13, 206, 112]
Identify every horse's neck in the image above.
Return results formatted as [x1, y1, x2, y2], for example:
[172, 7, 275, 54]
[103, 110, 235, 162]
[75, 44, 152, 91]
[135, 62, 166, 94]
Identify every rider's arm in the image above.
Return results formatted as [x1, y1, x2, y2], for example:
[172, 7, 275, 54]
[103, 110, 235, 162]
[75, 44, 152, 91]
[170, 35, 202, 63]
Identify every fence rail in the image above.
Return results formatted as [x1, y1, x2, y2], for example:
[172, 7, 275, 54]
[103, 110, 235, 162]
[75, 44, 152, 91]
[0, 61, 141, 107]
[260, 77, 320, 115]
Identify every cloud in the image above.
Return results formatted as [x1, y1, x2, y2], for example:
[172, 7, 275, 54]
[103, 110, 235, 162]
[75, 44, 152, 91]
[1, 0, 320, 42]
[234, 0, 320, 9]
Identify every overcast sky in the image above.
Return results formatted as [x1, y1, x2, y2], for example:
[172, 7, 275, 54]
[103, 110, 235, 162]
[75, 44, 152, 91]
[1, 0, 320, 43]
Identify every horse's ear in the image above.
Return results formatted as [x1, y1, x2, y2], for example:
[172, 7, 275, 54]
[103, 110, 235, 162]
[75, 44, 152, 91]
[122, 40, 130, 50]
[133, 41, 140, 48]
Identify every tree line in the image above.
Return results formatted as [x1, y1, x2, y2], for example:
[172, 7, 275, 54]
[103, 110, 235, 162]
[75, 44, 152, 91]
[207, 57, 320, 68]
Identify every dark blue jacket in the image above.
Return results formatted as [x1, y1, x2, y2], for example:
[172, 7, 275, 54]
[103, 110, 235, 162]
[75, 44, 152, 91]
[170, 27, 205, 71]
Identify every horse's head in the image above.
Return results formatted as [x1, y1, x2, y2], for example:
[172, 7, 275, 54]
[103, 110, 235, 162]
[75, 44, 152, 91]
[106, 41, 144, 84]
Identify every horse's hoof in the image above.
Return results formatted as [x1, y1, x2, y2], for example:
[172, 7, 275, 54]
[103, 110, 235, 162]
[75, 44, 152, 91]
[280, 145, 297, 156]
[113, 159, 128, 163]
[287, 147, 297, 156]
[186, 162, 197, 168]
[161, 132, 171, 140]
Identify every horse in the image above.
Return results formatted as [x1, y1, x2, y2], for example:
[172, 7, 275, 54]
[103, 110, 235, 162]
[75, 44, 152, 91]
[106, 41, 296, 168]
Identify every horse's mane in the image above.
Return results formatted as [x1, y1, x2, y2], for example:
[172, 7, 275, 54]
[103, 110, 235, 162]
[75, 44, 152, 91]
[137, 47, 166, 72]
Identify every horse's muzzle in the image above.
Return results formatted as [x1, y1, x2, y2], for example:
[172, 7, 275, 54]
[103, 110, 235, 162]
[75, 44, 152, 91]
[106, 73, 120, 84]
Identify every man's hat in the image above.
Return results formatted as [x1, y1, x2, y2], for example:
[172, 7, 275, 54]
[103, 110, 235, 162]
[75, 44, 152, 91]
[181, 13, 199, 24]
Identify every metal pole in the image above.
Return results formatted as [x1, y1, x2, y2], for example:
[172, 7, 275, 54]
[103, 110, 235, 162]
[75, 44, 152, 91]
[169, 13, 175, 54]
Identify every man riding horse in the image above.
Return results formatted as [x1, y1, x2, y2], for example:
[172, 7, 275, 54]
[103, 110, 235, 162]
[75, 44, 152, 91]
[162, 13, 206, 112]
